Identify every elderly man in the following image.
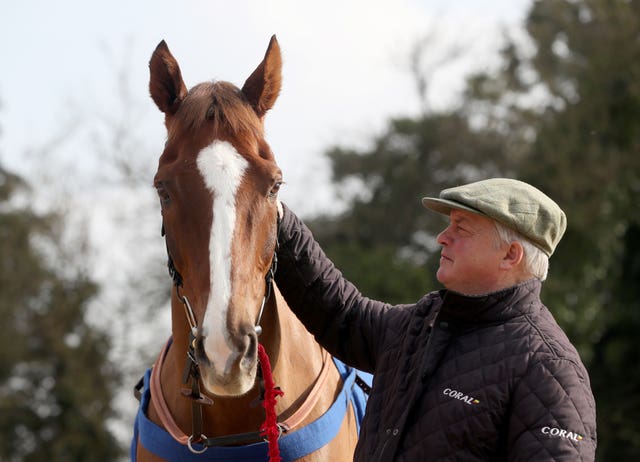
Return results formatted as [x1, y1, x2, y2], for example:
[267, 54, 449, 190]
[275, 178, 596, 461]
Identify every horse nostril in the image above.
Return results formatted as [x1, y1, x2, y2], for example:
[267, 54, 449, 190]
[242, 331, 258, 367]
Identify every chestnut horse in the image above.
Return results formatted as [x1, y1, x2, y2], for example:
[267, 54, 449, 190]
[131, 36, 370, 461]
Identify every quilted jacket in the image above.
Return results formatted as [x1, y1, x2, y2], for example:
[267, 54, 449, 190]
[275, 205, 597, 461]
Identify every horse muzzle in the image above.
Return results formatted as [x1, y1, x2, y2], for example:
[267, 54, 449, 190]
[195, 328, 259, 396]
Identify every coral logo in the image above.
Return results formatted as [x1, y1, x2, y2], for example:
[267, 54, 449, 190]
[443, 388, 480, 406]
[541, 426, 583, 442]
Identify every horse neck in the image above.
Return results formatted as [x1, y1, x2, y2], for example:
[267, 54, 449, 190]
[158, 285, 327, 438]
[260, 285, 328, 411]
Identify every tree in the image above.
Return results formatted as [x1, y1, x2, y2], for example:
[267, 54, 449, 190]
[0, 165, 121, 461]
[466, 1, 640, 457]
[308, 110, 515, 303]
[308, 0, 640, 458]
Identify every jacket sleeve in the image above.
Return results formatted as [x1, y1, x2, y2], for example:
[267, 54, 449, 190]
[274, 203, 395, 373]
[507, 356, 597, 461]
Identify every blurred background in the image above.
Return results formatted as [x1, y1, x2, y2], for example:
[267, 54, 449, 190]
[1, 0, 638, 460]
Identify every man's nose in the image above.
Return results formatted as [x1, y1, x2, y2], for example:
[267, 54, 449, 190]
[436, 228, 450, 246]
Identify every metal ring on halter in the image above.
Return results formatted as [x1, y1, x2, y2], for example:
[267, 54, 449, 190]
[262, 424, 284, 443]
[187, 434, 209, 454]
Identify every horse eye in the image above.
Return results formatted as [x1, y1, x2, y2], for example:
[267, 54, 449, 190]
[268, 181, 283, 198]
[155, 183, 171, 206]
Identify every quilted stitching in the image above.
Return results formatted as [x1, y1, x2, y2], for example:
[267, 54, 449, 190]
[275, 207, 596, 461]
[386, 283, 596, 461]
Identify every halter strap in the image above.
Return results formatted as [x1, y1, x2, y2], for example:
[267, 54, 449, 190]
[132, 355, 370, 462]
[255, 213, 280, 335]
[150, 340, 189, 444]
[279, 349, 331, 431]
[162, 212, 280, 335]
[149, 339, 334, 445]
[159, 211, 287, 453]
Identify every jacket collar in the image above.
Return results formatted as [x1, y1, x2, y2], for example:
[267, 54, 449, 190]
[437, 279, 542, 325]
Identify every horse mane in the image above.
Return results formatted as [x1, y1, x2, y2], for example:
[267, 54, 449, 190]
[169, 81, 263, 141]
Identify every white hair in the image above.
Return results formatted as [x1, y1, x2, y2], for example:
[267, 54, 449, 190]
[493, 221, 549, 281]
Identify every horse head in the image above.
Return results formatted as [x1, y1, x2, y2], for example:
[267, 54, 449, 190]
[149, 36, 283, 397]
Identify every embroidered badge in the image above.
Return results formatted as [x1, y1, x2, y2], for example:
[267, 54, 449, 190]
[443, 387, 480, 406]
[541, 426, 584, 442]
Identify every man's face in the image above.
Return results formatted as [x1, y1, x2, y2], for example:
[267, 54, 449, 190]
[436, 209, 509, 295]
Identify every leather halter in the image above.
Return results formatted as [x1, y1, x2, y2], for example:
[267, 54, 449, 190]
[157, 213, 333, 453]
[148, 339, 333, 449]
[162, 214, 279, 334]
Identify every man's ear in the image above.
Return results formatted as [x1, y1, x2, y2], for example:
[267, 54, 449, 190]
[500, 241, 524, 270]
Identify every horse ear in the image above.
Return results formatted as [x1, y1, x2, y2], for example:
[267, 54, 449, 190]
[241, 35, 282, 118]
[149, 40, 188, 115]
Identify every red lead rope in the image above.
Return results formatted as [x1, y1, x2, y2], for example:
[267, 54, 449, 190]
[258, 344, 284, 462]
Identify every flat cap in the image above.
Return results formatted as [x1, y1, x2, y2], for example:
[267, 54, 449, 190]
[422, 178, 566, 256]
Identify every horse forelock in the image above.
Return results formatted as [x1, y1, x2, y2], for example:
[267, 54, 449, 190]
[169, 81, 263, 143]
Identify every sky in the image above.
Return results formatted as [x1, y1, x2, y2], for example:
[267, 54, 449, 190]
[0, 0, 532, 447]
[1, 0, 531, 214]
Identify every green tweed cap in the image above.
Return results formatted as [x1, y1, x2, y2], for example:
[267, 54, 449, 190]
[422, 178, 567, 256]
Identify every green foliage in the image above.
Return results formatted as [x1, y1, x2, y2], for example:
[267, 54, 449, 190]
[589, 224, 640, 460]
[474, 2, 640, 457]
[315, 239, 435, 305]
[308, 112, 513, 302]
[307, 0, 640, 458]
[0, 167, 121, 461]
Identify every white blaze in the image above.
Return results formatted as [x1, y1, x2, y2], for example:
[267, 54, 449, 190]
[196, 140, 248, 370]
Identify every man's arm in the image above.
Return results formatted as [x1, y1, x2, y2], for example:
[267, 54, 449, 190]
[507, 357, 597, 461]
[274, 203, 394, 372]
